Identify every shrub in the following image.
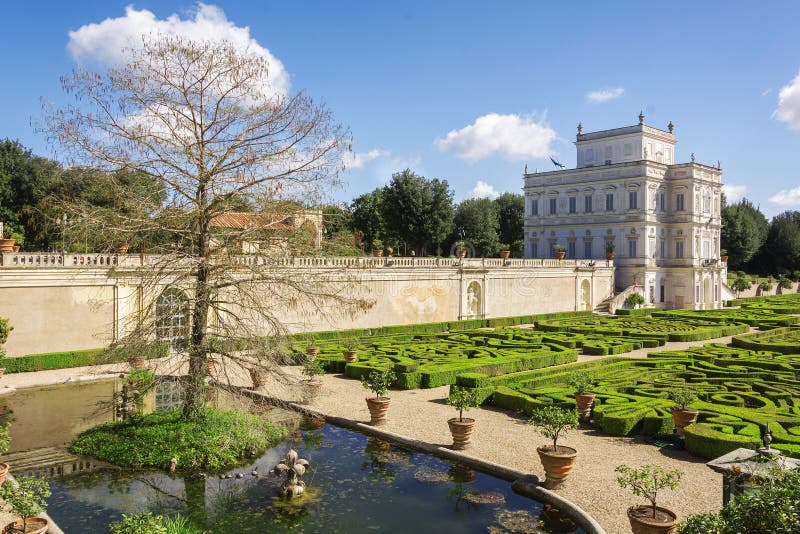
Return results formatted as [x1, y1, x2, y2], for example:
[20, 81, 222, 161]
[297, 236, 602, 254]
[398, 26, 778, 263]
[528, 406, 579, 450]
[779, 277, 793, 290]
[615, 464, 683, 520]
[360, 369, 396, 398]
[302, 358, 325, 381]
[758, 281, 772, 292]
[110, 512, 205, 534]
[625, 292, 646, 308]
[553, 244, 566, 253]
[1, 477, 51, 532]
[731, 277, 752, 295]
[447, 386, 480, 421]
[0, 424, 10, 456]
[71, 408, 286, 471]
[667, 387, 697, 410]
[720, 249, 727, 257]
[498, 243, 510, 251]
[567, 371, 594, 394]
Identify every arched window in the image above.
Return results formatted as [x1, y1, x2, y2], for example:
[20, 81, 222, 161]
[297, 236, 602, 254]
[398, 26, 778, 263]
[156, 288, 189, 350]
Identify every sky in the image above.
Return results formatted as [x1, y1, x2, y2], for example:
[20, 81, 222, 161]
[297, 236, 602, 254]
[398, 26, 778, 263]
[2, 1, 800, 217]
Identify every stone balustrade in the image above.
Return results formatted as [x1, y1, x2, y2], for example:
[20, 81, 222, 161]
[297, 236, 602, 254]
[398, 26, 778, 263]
[0, 252, 611, 270]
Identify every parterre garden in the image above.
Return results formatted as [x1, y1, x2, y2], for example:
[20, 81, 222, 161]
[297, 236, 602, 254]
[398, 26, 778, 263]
[294, 297, 800, 461]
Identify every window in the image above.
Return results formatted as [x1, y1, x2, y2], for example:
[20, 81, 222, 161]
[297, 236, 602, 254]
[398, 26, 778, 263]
[660, 240, 665, 258]
[569, 197, 577, 213]
[624, 143, 632, 156]
[584, 241, 592, 259]
[549, 198, 557, 215]
[676, 193, 685, 211]
[156, 287, 189, 350]
[604, 146, 612, 161]
[629, 191, 638, 210]
[676, 241, 684, 258]
[660, 284, 665, 303]
[585, 195, 592, 213]
[659, 193, 665, 211]
[531, 199, 539, 216]
[568, 241, 576, 258]
[606, 193, 614, 211]
[531, 241, 538, 258]
[628, 239, 637, 258]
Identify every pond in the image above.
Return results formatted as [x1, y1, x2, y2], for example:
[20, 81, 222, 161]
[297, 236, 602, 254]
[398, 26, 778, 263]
[1, 380, 583, 533]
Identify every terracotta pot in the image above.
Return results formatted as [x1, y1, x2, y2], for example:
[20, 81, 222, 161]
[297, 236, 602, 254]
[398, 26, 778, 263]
[365, 396, 391, 425]
[499, 250, 511, 260]
[128, 356, 145, 369]
[11, 246, 19, 253]
[249, 368, 269, 388]
[606, 251, 616, 260]
[205, 359, 215, 375]
[554, 251, 566, 260]
[448, 417, 476, 450]
[720, 255, 728, 263]
[574, 392, 596, 421]
[671, 407, 698, 435]
[115, 243, 129, 254]
[0, 239, 15, 253]
[0, 462, 8, 485]
[537, 445, 577, 488]
[305, 346, 319, 359]
[3, 517, 49, 534]
[457, 250, 467, 259]
[385, 247, 393, 255]
[343, 349, 358, 363]
[373, 249, 383, 257]
[627, 505, 677, 534]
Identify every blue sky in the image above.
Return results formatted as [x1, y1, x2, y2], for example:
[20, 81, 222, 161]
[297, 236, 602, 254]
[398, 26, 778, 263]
[2, 1, 800, 216]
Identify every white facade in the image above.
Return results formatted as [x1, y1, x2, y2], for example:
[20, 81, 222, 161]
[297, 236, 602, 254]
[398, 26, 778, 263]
[523, 115, 727, 310]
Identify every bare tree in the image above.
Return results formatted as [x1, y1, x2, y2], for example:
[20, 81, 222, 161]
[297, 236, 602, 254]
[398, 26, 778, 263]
[42, 36, 370, 422]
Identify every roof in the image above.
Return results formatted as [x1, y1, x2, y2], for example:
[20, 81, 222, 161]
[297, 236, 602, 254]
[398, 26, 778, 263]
[210, 212, 293, 230]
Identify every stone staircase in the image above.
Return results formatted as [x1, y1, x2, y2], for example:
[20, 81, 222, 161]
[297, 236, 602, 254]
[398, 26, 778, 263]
[4, 447, 115, 479]
[593, 295, 615, 315]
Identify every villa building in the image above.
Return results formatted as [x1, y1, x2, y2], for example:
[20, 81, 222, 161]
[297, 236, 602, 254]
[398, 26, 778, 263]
[523, 113, 730, 309]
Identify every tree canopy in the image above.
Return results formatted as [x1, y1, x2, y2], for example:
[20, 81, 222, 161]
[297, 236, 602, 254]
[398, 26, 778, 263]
[494, 192, 525, 257]
[453, 198, 500, 257]
[720, 199, 768, 269]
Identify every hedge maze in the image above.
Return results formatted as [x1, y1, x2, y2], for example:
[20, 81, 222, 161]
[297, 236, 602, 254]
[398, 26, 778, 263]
[727, 292, 800, 315]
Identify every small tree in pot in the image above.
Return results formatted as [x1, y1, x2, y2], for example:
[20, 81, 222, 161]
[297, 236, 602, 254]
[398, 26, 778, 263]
[305, 336, 319, 359]
[528, 406, 579, 488]
[342, 339, 359, 363]
[667, 387, 698, 435]
[625, 292, 646, 309]
[1, 476, 52, 534]
[497, 243, 511, 260]
[361, 368, 396, 425]
[446, 387, 480, 450]
[616, 464, 683, 534]
[567, 371, 596, 422]
[605, 240, 616, 260]
[553, 244, 566, 260]
[719, 248, 728, 262]
[731, 276, 751, 297]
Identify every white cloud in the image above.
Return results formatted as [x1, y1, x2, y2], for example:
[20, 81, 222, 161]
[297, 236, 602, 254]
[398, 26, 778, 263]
[67, 3, 290, 95]
[774, 71, 800, 129]
[769, 186, 800, 207]
[434, 113, 557, 161]
[466, 180, 500, 200]
[342, 149, 391, 170]
[586, 87, 625, 103]
[722, 184, 748, 203]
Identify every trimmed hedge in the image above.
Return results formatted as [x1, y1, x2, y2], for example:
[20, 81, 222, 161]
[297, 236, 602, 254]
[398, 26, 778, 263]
[731, 327, 800, 354]
[5, 343, 169, 373]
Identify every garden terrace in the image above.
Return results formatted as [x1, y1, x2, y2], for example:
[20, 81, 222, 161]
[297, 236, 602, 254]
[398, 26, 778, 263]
[473, 336, 800, 460]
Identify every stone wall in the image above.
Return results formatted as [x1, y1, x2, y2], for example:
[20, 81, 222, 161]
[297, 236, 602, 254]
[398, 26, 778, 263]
[0, 253, 614, 357]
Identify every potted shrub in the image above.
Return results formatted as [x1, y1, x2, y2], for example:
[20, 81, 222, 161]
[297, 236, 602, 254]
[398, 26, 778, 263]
[305, 337, 319, 359]
[0, 424, 11, 485]
[667, 387, 698, 435]
[605, 240, 616, 260]
[302, 358, 325, 399]
[446, 386, 480, 450]
[1, 476, 51, 534]
[719, 248, 728, 263]
[616, 464, 683, 534]
[567, 371, 596, 421]
[342, 339, 358, 363]
[497, 243, 511, 260]
[528, 406, 579, 488]
[455, 241, 467, 259]
[372, 239, 384, 257]
[731, 276, 751, 298]
[115, 243, 130, 254]
[553, 244, 566, 260]
[361, 368, 396, 426]
[128, 353, 146, 369]
[625, 292, 646, 309]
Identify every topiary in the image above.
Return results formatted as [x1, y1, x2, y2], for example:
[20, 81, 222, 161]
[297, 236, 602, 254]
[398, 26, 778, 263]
[567, 371, 594, 394]
[667, 387, 698, 410]
[625, 292, 646, 309]
[528, 406, 579, 451]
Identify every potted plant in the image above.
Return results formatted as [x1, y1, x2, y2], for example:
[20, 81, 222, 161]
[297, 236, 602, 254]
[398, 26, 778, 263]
[1, 476, 51, 534]
[305, 336, 319, 359]
[361, 368, 396, 425]
[497, 243, 511, 260]
[625, 291, 646, 309]
[528, 406, 579, 488]
[302, 358, 325, 399]
[0, 424, 11, 485]
[455, 241, 467, 259]
[605, 240, 616, 260]
[731, 276, 751, 298]
[446, 387, 480, 450]
[127, 353, 146, 369]
[115, 243, 130, 254]
[615, 464, 683, 534]
[372, 239, 384, 257]
[342, 339, 358, 363]
[719, 248, 728, 263]
[248, 362, 269, 389]
[567, 371, 596, 421]
[553, 244, 566, 260]
[667, 387, 698, 435]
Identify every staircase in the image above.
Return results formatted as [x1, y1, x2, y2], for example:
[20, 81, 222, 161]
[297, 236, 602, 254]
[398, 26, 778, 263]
[593, 294, 614, 315]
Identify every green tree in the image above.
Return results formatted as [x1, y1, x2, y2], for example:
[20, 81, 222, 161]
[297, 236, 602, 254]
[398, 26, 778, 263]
[350, 189, 384, 251]
[381, 169, 454, 256]
[494, 193, 525, 257]
[43, 36, 364, 422]
[720, 199, 769, 269]
[453, 198, 500, 257]
[765, 211, 800, 273]
[322, 204, 351, 240]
